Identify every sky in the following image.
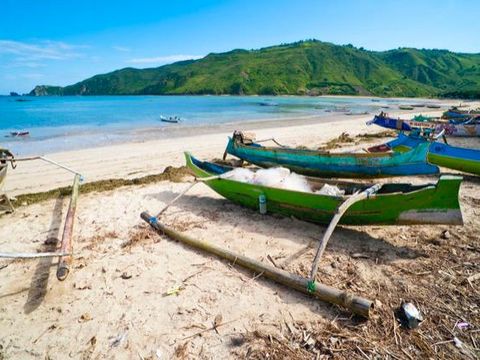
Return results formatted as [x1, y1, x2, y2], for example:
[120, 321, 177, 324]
[1, 0, 479, 94]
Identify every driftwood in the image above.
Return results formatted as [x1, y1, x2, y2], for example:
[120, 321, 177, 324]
[309, 184, 382, 280]
[57, 174, 81, 281]
[141, 212, 373, 318]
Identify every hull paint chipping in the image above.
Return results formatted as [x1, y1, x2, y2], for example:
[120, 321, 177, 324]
[398, 209, 463, 225]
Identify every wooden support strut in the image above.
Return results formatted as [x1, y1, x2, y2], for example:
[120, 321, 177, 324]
[141, 212, 373, 318]
[56, 174, 81, 281]
[309, 184, 382, 281]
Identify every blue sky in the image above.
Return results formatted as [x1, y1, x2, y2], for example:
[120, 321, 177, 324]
[1, 0, 479, 94]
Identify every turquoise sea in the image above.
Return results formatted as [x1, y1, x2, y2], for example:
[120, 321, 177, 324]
[0, 95, 417, 155]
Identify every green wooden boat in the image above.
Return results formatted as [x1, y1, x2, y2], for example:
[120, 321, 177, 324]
[185, 152, 463, 226]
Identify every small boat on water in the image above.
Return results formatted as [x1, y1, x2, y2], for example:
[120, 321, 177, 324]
[9, 131, 30, 137]
[185, 152, 463, 225]
[370, 132, 480, 176]
[399, 105, 414, 110]
[224, 131, 438, 178]
[369, 113, 480, 137]
[160, 115, 181, 123]
[426, 104, 441, 109]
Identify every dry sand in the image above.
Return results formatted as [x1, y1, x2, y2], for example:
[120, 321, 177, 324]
[0, 107, 479, 359]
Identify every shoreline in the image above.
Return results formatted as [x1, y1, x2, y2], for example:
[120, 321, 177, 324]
[3, 109, 449, 196]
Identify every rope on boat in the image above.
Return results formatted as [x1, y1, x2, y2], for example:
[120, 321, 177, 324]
[255, 138, 287, 147]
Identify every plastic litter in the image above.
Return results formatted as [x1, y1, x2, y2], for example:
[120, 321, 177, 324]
[457, 321, 470, 330]
[396, 302, 424, 329]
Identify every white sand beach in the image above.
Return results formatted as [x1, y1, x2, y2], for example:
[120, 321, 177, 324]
[0, 106, 479, 359]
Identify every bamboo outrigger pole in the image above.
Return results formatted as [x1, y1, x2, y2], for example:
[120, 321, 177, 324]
[308, 184, 382, 281]
[141, 212, 373, 318]
[56, 174, 81, 281]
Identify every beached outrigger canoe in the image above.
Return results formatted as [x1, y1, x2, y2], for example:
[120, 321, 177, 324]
[185, 152, 463, 225]
[370, 132, 480, 176]
[369, 113, 480, 137]
[224, 131, 439, 178]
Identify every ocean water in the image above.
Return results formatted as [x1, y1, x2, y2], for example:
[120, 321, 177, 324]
[0, 95, 409, 155]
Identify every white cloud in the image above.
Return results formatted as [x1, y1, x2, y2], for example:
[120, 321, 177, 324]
[113, 46, 131, 52]
[0, 39, 85, 61]
[127, 54, 203, 64]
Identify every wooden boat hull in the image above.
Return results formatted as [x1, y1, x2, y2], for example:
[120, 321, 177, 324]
[386, 133, 480, 176]
[225, 136, 438, 178]
[185, 152, 463, 226]
[370, 115, 480, 137]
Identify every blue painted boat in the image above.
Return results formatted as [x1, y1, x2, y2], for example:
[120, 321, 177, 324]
[224, 131, 439, 178]
[369, 113, 480, 137]
[375, 133, 480, 176]
[367, 114, 413, 131]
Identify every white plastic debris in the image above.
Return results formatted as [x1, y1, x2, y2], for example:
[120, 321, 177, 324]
[315, 184, 345, 196]
[397, 302, 424, 329]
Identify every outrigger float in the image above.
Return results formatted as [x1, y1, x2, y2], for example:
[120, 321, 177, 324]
[141, 151, 463, 318]
[0, 150, 83, 281]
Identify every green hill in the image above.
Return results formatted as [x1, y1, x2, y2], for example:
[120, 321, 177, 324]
[30, 40, 480, 98]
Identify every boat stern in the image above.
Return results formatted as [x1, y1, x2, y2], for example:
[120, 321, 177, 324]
[398, 175, 463, 225]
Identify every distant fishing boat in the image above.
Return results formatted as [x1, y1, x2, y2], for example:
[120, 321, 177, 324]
[185, 152, 463, 225]
[399, 105, 414, 110]
[346, 111, 369, 116]
[9, 131, 30, 137]
[258, 101, 279, 107]
[426, 104, 441, 109]
[160, 115, 181, 123]
[370, 132, 480, 176]
[369, 113, 480, 137]
[410, 104, 426, 108]
[224, 131, 438, 178]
